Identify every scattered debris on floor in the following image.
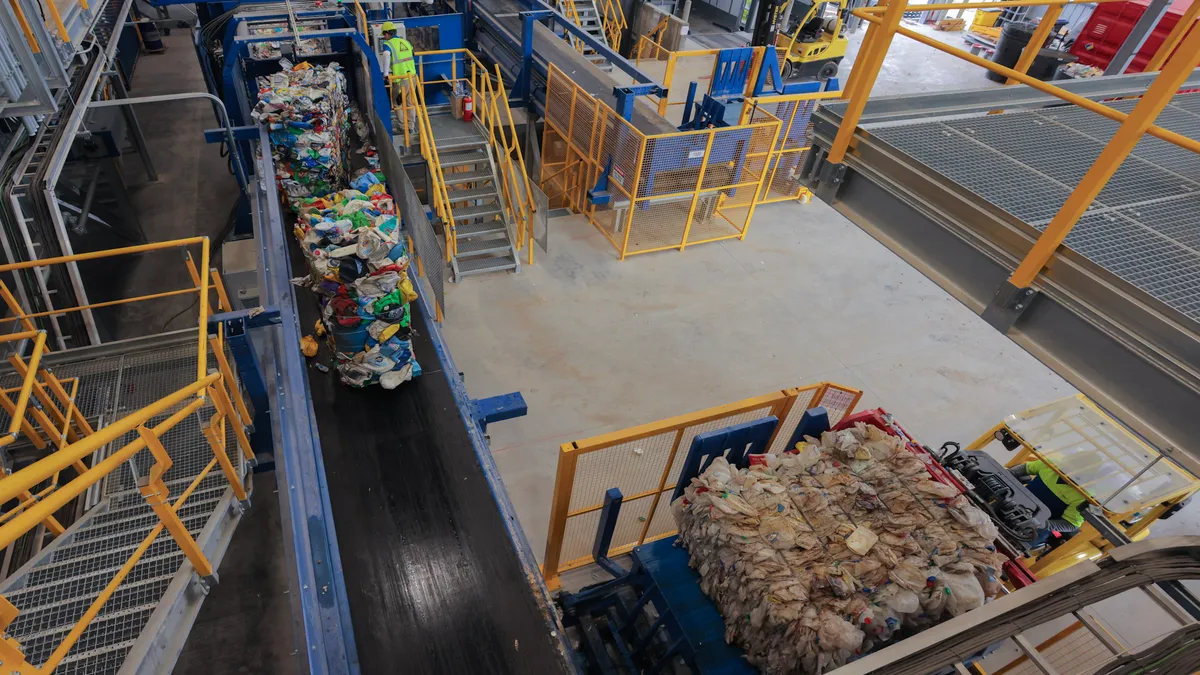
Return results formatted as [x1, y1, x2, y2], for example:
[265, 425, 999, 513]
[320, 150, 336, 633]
[674, 423, 1005, 674]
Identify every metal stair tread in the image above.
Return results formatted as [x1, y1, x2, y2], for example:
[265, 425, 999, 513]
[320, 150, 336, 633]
[446, 186, 498, 202]
[442, 168, 492, 186]
[439, 149, 489, 168]
[52, 640, 134, 673]
[94, 485, 227, 524]
[108, 472, 227, 507]
[453, 203, 502, 220]
[456, 237, 514, 257]
[8, 575, 174, 638]
[11, 552, 184, 603]
[457, 254, 518, 276]
[20, 602, 158, 666]
[49, 512, 210, 562]
[75, 496, 223, 541]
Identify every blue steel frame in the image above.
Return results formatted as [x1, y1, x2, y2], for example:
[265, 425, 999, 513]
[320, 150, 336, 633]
[206, 307, 282, 467]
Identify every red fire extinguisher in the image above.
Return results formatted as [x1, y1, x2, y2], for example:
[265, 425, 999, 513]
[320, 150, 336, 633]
[463, 94, 474, 122]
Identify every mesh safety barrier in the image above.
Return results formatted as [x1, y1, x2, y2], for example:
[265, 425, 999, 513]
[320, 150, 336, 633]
[542, 383, 864, 588]
[743, 91, 842, 204]
[540, 64, 782, 259]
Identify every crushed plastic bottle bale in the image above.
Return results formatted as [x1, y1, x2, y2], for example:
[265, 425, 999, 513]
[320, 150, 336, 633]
[252, 61, 350, 200]
[258, 62, 418, 389]
[289, 187, 420, 388]
[673, 422, 1006, 675]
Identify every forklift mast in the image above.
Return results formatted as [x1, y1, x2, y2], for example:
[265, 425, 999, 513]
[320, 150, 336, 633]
[750, 0, 788, 48]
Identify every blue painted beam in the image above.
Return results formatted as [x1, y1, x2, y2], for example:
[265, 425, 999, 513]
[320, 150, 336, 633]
[204, 125, 260, 144]
[472, 391, 528, 431]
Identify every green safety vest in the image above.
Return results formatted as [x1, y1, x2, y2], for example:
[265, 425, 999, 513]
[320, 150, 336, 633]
[1025, 460, 1089, 528]
[383, 36, 415, 77]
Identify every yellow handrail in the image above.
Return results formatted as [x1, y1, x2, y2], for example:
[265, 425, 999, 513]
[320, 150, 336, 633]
[0, 237, 257, 672]
[595, 0, 627, 52]
[403, 50, 539, 265]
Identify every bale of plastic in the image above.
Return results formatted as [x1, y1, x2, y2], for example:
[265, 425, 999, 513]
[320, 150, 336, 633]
[674, 423, 1006, 674]
[252, 61, 349, 200]
[289, 178, 419, 388]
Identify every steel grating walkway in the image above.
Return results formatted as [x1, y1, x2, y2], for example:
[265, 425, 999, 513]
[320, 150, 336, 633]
[869, 92, 1200, 324]
[0, 341, 247, 673]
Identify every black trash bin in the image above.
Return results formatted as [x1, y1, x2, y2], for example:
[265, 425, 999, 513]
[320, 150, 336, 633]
[987, 21, 1038, 82]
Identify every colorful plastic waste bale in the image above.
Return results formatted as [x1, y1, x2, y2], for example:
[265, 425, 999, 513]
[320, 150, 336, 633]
[288, 184, 420, 389]
[252, 61, 350, 200]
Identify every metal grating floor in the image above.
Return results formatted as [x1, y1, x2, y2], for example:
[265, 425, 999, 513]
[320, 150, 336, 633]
[0, 340, 249, 673]
[870, 92, 1200, 324]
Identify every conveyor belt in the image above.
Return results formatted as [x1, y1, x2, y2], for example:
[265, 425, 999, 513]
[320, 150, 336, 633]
[868, 92, 1200, 324]
[477, 0, 677, 135]
[288, 241, 571, 674]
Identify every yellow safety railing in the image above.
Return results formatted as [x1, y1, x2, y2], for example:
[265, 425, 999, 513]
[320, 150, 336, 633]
[558, 0, 589, 55]
[595, 0, 627, 52]
[392, 49, 539, 264]
[834, 0, 1200, 290]
[352, 0, 368, 45]
[8, 0, 41, 53]
[633, 38, 725, 124]
[542, 381, 863, 590]
[541, 63, 781, 258]
[390, 72, 459, 260]
[743, 90, 842, 204]
[0, 238, 255, 672]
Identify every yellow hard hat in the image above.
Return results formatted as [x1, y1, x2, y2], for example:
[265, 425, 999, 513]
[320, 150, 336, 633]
[381, 21, 396, 32]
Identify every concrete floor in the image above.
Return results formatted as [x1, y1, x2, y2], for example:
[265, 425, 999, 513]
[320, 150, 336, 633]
[443, 21, 1198, 668]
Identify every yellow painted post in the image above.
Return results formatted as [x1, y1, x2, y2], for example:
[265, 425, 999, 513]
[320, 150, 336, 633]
[1145, 0, 1200, 71]
[0, 283, 38, 335]
[210, 382, 255, 464]
[1008, 24, 1200, 288]
[0, 388, 46, 449]
[44, 0, 69, 42]
[135, 427, 215, 577]
[542, 446, 578, 591]
[1007, 5, 1063, 84]
[827, 0, 909, 163]
[41, 370, 93, 438]
[678, 132, 717, 250]
[202, 410, 249, 503]
[9, 0, 39, 53]
[207, 337, 252, 426]
[843, 0, 890, 100]
[210, 268, 232, 312]
[740, 119, 783, 239]
[197, 238, 210, 384]
[659, 55, 677, 117]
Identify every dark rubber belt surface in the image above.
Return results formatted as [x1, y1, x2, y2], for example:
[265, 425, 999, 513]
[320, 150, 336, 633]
[294, 274, 570, 674]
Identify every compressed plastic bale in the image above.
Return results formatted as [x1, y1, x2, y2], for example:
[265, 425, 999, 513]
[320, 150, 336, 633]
[944, 571, 986, 616]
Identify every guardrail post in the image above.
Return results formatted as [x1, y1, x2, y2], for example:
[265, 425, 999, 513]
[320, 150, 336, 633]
[207, 308, 280, 464]
[826, 0, 907, 164]
[1145, 0, 1200, 71]
[1007, 5, 1063, 84]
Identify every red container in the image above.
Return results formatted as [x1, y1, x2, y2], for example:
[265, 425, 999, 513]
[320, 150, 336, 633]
[1070, 0, 1197, 72]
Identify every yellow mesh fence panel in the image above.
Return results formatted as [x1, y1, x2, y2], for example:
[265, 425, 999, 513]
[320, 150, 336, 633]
[744, 93, 832, 204]
[543, 383, 865, 583]
[539, 63, 782, 259]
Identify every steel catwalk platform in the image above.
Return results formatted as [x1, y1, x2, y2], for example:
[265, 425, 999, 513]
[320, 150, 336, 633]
[806, 71, 1200, 469]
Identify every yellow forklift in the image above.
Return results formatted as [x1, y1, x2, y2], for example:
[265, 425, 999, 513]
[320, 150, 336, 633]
[752, 0, 850, 81]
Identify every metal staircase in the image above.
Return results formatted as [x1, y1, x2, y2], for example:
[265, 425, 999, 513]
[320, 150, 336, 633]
[559, 0, 614, 71]
[426, 114, 521, 280]
[0, 339, 251, 674]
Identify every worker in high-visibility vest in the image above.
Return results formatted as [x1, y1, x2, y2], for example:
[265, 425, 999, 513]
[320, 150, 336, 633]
[379, 22, 416, 79]
[1009, 460, 1087, 547]
[379, 21, 418, 145]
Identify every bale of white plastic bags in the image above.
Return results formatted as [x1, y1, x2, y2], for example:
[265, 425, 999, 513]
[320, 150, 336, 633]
[674, 422, 1007, 674]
